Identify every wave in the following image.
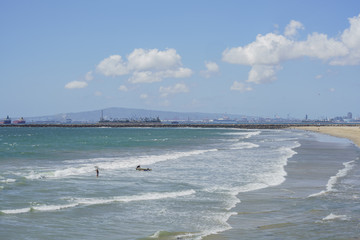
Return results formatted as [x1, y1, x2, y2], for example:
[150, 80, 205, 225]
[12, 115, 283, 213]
[24, 149, 218, 180]
[0, 178, 16, 183]
[0, 190, 196, 215]
[229, 142, 259, 150]
[322, 213, 350, 221]
[228, 142, 300, 196]
[147, 211, 237, 240]
[309, 160, 355, 198]
[222, 131, 261, 139]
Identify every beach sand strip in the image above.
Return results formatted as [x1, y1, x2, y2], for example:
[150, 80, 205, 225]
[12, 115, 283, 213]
[294, 126, 360, 148]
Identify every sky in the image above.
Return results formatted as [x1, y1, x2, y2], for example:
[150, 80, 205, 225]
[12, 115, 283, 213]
[1, 0, 360, 119]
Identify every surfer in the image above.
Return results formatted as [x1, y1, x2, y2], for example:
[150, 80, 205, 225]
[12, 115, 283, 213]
[136, 165, 141, 170]
[96, 168, 99, 177]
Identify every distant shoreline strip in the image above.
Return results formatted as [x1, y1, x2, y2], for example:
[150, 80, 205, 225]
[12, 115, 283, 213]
[1, 123, 359, 129]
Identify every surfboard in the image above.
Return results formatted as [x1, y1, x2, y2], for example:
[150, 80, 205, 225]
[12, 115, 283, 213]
[136, 168, 152, 171]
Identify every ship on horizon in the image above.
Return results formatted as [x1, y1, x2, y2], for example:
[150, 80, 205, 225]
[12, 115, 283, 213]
[13, 117, 26, 124]
[0, 116, 11, 124]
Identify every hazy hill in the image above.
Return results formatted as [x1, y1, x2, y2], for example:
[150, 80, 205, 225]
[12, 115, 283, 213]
[25, 107, 249, 123]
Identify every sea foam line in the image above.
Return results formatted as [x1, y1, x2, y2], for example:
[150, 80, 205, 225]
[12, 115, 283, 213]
[230, 142, 300, 195]
[0, 190, 196, 215]
[309, 160, 355, 198]
[222, 130, 261, 139]
[25, 148, 218, 180]
[322, 213, 350, 221]
[229, 142, 259, 150]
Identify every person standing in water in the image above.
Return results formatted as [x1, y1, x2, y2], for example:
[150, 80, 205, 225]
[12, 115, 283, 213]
[96, 168, 99, 177]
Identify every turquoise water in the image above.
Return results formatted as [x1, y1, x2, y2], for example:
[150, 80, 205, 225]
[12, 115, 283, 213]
[1, 127, 359, 239]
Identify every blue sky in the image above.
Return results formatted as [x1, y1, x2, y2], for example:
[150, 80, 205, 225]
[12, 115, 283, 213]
[1, 0, 360, 119]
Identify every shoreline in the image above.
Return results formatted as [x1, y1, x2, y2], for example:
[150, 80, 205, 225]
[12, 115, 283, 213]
[293, 126, 360, 148]
[206, 126, 360, 239]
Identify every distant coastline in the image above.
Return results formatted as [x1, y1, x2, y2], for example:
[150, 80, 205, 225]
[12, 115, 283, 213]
[1, 123, 359, 130]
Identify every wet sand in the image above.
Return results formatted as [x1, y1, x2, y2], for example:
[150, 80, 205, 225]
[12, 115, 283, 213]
[294, 126, 360, 148]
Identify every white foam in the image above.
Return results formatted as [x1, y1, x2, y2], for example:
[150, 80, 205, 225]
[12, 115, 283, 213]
[230, 142, 300, 196]
[222, 131, 261, 139]
[25, 149, 218, 179]
[322, 213, 349, 221]
[76, 189, 196, 205]
[0, 178, 16, 183]
[203, 187, 241, 210]
[1, 207, 31, 214]
[1, 190, 196, 215]
[309, 160, 355, 198]
[229, 142, 259, 150]
[199, 212, 237, 239]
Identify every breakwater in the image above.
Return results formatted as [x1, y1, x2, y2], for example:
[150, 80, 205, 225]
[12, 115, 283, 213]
[1, 123, 359, 129]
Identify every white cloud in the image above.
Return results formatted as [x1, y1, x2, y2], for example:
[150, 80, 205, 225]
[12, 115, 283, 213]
[200, 61, 219, 78]
[159, 83, 189, 97]
[85, 71, 94, 81]
[129, 71, 162, 83]
[230, 81, 253, 92]
[127, 48, 181, 71]
[96, 55, 129, 76]
[248, 65, 282, 84]
[331, 14, 360, 65]
[222, 33, 293, 66]
[65, 81, 88, 89]
[293, 33, 348, 60]
[222, 13, 360, 85]
[96, 48, 192, 83]
[315, 74, 323, 79]
[118, 85, 128, 91]
[284, 20, 304, 37]
[330, 88, 336, 92]
[222, 62, 282, 85]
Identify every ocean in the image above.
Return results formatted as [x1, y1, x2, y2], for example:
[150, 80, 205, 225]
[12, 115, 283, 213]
[1, 127, 359, 240]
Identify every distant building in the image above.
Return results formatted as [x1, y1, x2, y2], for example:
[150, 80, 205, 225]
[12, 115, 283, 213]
[347, 112, 352, 119]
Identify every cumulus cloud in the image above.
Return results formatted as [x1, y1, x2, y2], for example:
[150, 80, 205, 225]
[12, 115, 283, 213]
[65, 81, 88, 89]
[85, 71, 94, 81]
[222, 13, 360, 85]
[159, 83, 189, 97]
[332, 14, 360, 65]
[127, 48, 181, 71]
[284, 20, 304, 37]
[248, 65, 282, 84]
[96, 55, 129, 76]
[200, 61, 219, 78]
[96, 48, 192, 83]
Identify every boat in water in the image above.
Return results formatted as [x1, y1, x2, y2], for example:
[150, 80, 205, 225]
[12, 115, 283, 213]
[13, 117, 26, 124]
[0, 116, 11, 124]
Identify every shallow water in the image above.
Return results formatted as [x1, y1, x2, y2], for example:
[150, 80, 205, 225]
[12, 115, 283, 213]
[1, 128, 359, 239]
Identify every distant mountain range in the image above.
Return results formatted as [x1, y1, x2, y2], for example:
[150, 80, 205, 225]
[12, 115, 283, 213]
[25, 107, 250, 123]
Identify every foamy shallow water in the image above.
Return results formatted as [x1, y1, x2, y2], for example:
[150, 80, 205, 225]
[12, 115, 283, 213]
[1, 127, 359, 240]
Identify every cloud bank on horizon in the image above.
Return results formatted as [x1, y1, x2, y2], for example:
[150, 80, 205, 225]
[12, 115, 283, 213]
[65, 13, 360, 95]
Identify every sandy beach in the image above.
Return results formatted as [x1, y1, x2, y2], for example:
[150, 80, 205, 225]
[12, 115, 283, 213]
[294, 126, 360, 148]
